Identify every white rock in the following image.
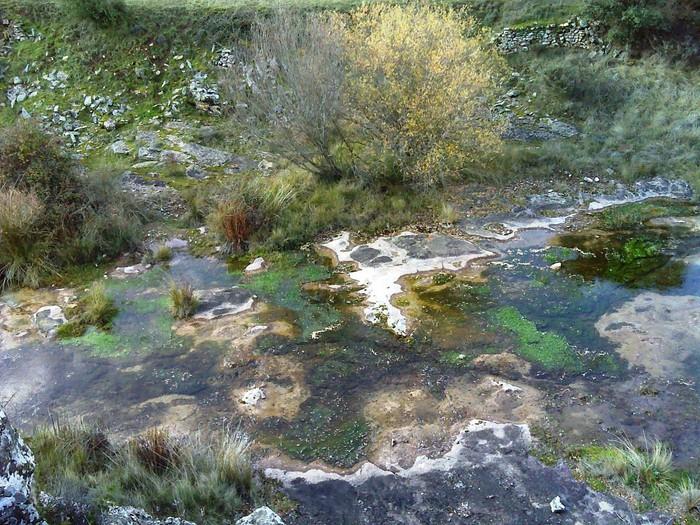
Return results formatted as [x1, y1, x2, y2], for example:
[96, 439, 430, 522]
[245, 257, 267, 274]
[235, 507, 285, 525]
[550, 496, 566, 513]
[549, 262, 562, 271]
[240, 387, 265, 406]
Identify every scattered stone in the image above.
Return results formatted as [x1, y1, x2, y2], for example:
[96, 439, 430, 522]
[160, 150, 191, 165]
[112, 263, 150, 277]
[185, 164, 206, 180]
[503, 114, 578, 142]
[188, 72, 220, 109]
[31, 305, 66, 336]
[108, 140, 132, 155]
[245, 257, 267, 274]
[235, 507, 285, 525]
[550, 262, 562, 271]
[164, 238, 188, 250]
[240, 387, 266, 406]
[166, 136, 242, 168]
[0, 409, 45, 525]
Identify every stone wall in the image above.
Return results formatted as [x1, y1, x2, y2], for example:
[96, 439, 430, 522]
[495, 17, 604, 54]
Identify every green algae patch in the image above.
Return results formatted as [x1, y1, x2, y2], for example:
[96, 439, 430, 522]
[543, 246, 578, 265]
[62, 328, 126, 358]
[266, 405, 370, 468]
[491, 306, 583, 372]
[235, 252, 340, 340]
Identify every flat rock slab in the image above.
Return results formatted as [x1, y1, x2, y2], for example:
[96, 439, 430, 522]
[193, 287, 254, 320]
[267, 420, 669, 525]
[166, 136, 248, 169]
[588, 176, 693, 210]
[596, 292, 700, 379]
[322, 232, 492, 335]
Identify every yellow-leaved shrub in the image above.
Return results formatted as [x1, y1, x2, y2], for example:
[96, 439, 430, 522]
[342, 4, 505, 186]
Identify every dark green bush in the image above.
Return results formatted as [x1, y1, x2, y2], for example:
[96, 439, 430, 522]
[588, 0, 699, 51]
[63, 0, 128, 27]
[0, 123, 143, 288]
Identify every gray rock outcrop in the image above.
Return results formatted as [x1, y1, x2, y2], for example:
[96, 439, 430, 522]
[100, 506, 195, 525]
[235, 507, 285, 525]
[0, 409, 45, 525]
[266, 420, 670, 525]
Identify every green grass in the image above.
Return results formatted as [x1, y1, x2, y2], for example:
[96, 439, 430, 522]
[491, 306, 583, 372]
[29, 421, 266, 524]
[503, 50, 700, 190]
[572, 438, 700, 521]
[596, 201, 699, 230]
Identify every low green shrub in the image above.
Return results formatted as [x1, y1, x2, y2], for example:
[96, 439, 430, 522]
[587, 0, 699, 52]
[63, 0, 128, 27]
[503, 50, 700, 188]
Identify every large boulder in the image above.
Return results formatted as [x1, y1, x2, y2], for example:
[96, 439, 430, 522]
[0, 410, 45, 525]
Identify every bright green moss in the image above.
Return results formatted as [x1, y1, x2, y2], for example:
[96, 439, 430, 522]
[491, 306, 583, 372]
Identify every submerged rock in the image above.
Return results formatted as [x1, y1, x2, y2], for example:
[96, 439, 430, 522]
[596, 292, 700, 379]
[267, 420, 669, 525]
[0, 410, 45, 525]
[235, 507, 285, 525]
[193, 287, 254, 320]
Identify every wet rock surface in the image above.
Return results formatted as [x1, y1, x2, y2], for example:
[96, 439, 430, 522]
[323, 232, 492, 334]
[269, 420, 668, 525]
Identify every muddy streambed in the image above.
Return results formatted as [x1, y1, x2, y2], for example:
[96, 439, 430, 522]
[2, 196, 700, 475]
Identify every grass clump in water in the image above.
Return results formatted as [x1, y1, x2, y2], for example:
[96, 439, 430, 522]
[30, 421, 260, 524]
[57, 282, 118, 339]
[491, 306, 582, 372]
[169, 282, 198, 320]
[574, 438, 700, 520]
